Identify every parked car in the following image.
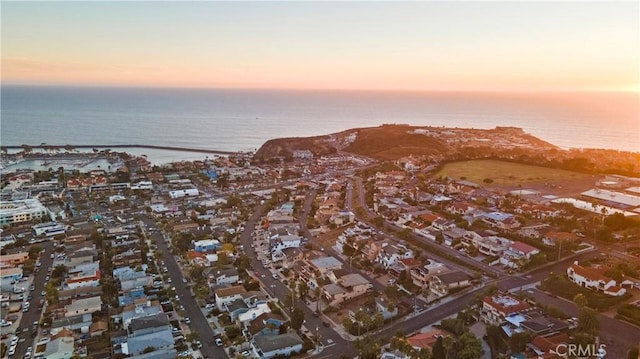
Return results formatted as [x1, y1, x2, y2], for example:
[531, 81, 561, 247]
[215, 338, 223, 346]
[0, 319, 12, 327]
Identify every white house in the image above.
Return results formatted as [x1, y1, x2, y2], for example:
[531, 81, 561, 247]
[215, 285, 247, 311]
[64, 296, 103, 318]
[376, 243, 414, 269]
[43, 336, 75, 359]
[169, 188, 199, 199]
[567, 261, 626, 296]
[252, 332, 304, 359]
[500, 241, 541, 268]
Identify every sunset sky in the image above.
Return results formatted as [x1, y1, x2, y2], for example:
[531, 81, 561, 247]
[2, 1, 639, 92]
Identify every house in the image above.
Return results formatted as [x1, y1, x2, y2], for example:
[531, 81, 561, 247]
[43, 335, 75, 359]
[123, 314, 174, 356]
[281, 247, 305, 269]
[51, 313, 93, 336]
[447, 202, 475, 216]
[431, 218, 456, 232]
[527, 332, 570, 358]
[252, 332, 304, 359]
[212, 267, 240, 286]
[121, 303, 164, 330]
[482, 293, 531, 325]
[194, 239, 221, 253]
[375, 297, 398, 320]
[309, 256, 343, 275]
[64, 296, 102, 318]
[500, 241, 541, 268]
[65, 248, 97, 267]
[376, 243, 414, 269]
[270, 234, 302, 253]
[429, 271, 471, 296]
[237, 303, 272, 325]
[567, 261, 626, 296]
[542, 231, 579, 247]
[482, 212, 521, 230]
[410, 259, 447, 290]
[247, 313, 287, 337]
[168, 188, 199, 199]
[471, 236, 512, 257]
[65, 261, 101, 289]
[0, 252, 29, 266]
[407, 329, 449, 351]
[0, 267, 23, 283]
[322, 273, 372, 306]
[215, 285, 247, 310]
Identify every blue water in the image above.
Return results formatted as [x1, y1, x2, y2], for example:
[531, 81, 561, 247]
[2, 86, 638, 154]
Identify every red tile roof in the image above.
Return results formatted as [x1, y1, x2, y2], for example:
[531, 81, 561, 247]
[569, 263, 611, 283]
[407, 329, 448, 349]
[510, 241, 539, 255]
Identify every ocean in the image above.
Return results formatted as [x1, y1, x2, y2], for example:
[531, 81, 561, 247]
[1, 86, 638, 163]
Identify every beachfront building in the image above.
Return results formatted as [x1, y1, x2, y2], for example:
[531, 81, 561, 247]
[0, 198, 48, 226]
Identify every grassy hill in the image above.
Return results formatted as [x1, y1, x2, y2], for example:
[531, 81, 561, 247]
[343, 125, 447, 160]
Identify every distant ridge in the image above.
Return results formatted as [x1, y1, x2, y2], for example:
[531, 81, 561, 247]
[255, 124, 557, 161]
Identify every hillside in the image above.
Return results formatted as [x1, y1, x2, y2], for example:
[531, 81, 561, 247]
[254, 124, 558, 161]
[253, 135, 337, 161]
[342, 125, 448, 160]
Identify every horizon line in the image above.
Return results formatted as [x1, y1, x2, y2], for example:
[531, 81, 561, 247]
[2, 82, 638, 94]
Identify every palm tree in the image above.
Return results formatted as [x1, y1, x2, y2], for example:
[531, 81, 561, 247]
[442, 336, 454, 359]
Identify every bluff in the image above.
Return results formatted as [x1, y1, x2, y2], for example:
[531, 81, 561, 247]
[254, 124, 557, 161]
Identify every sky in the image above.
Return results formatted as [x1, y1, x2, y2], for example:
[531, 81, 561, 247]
[2, 1, 639, 92]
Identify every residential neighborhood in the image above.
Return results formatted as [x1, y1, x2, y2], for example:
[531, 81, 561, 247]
[1, 140, 639, 359]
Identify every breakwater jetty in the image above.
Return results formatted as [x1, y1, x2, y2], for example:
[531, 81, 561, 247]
[3, 144, 239, 155]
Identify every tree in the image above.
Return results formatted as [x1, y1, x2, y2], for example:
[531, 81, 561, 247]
[221, 242, 234, 253]
[573, 293, 588, 308]
[508, 332, 532, 353]
[297, 281, 309, 300]
[455, 332, 483, 359]
[485, 324, 507, 357]
[28, 245, 42, 260]
[290, 307, 305, 331]
[234, 254, 251, 271]
[217, 251, 229, 268]
[354, 335, 381, 359]
[577, 307, 600, 336]
[384, 285, 400, 305]
[432, 336, 446, 359]
[442, 336, 454, 359]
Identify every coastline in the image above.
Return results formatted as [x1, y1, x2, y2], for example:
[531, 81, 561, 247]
[2, 144, 237, 155]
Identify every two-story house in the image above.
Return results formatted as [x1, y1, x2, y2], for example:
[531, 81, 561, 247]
[567, 261, 626, 296]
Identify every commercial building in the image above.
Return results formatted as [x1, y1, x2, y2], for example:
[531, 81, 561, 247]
[0, 198, 48, 226]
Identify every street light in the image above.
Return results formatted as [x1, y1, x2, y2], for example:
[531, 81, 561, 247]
[315, 326, 319, 353]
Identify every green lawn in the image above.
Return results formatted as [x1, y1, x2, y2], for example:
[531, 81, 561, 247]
[435, 159, 589, 186]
